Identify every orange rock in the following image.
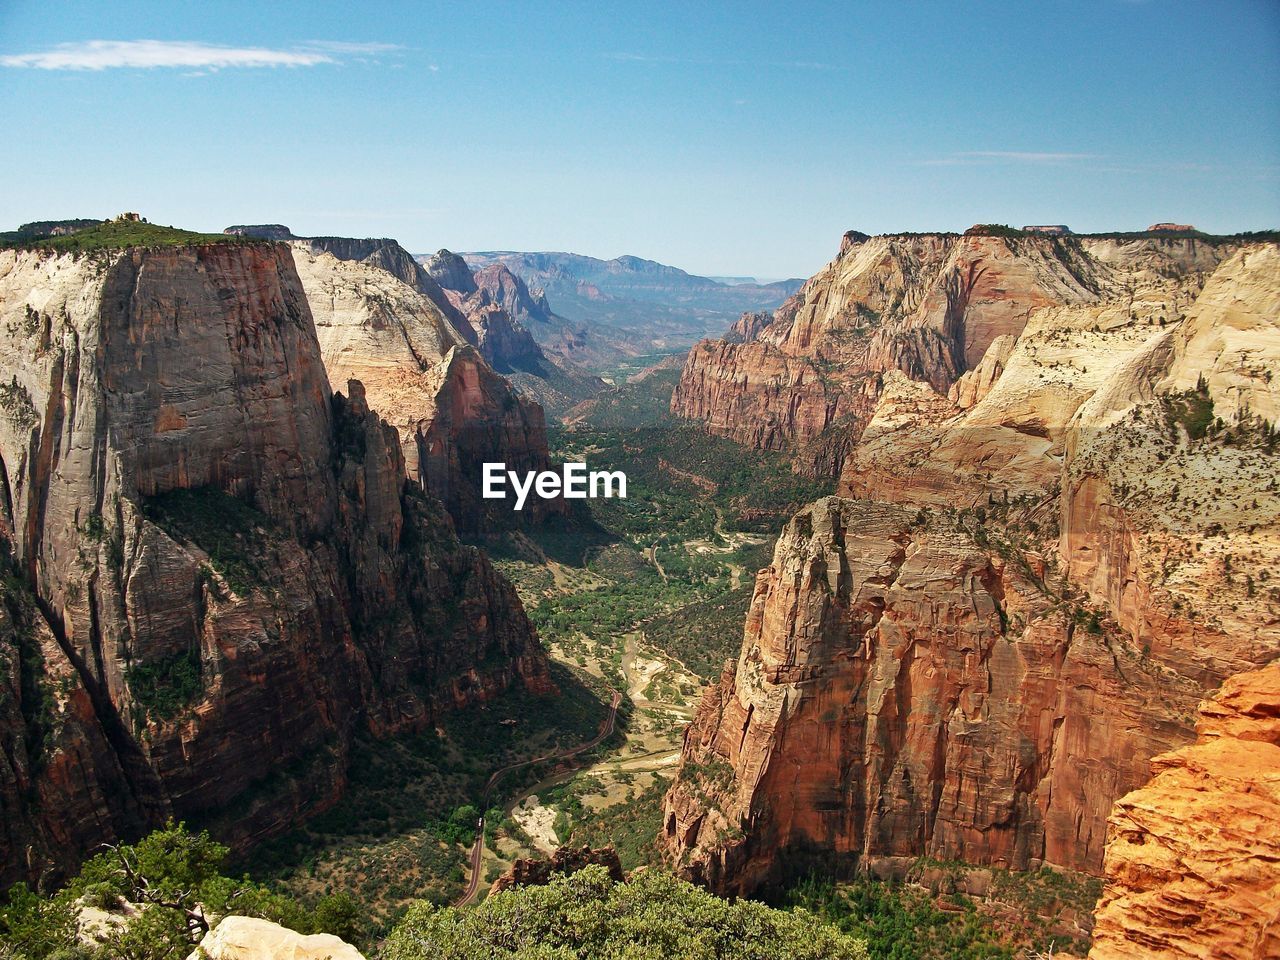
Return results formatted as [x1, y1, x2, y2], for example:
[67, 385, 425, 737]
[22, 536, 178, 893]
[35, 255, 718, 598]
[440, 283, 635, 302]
[1089, 663, 1280, 960]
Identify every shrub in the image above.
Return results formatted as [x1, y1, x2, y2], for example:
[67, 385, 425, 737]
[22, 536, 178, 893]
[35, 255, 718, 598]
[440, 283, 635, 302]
[383, 865, 868, 960]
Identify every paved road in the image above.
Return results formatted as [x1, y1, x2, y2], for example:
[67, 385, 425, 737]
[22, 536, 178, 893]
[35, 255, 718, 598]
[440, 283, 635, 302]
[452, 687, 622, 907]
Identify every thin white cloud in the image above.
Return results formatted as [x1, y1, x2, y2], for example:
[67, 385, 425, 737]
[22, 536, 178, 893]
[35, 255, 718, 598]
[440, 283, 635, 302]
[0, 39, 402, 71]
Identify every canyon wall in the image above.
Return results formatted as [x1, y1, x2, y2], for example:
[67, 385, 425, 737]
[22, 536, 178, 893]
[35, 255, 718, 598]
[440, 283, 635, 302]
[0, 241, 550, 887]
[423, 250, 605, 412]
[662, 240, 1280, 899]
[1089, 663, 1280, 960]
[292, 245, 568, 534]
[673, 232, 1235, 476]
[661, 497, 1211, 894]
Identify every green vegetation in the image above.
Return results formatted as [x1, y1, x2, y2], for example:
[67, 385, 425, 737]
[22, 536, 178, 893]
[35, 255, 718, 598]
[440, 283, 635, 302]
[0, 219, 262, 254]
[786, 862, 1102, 959]
[0, 544, 57, 774]
[125, 650, 203, 723]
[141, 486, 272, 598]
[0, 822, 363, 959]
[964, 224, 1026, 238]
[643, 547, 770, 678]
[1163, 375, 1215, 441]
[245, 662, 610, 930]
[0, 378, 37, 430]
[383, 865, 868, 960]
[573, 367, 682, 429]
[788, 875, 1012, 960]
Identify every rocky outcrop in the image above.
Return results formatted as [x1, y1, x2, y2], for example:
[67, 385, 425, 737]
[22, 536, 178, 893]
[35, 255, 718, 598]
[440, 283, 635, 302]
[727, 311, 771, 344]
[425, 251, 553, 369]
[0, 241, 551, 886]
[291, 244, 567, 533]
[1089, 663, 1280, 960]
[662, 240, 1280, 899]
[423, 250, 605, 412]
[422, 248, 478, 297]
[190, 916, 366, 960]
[673, 232, 1238, 476]
[301, 236, 478, 347]
[661, 497, 1231, 895]
[489, 844, 625, 894]
[223, 224, 297, 242]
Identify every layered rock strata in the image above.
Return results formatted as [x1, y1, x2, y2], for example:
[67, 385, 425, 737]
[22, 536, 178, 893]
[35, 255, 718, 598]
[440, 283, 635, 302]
[673, 232, 1237, 476]
[1089, 663, 1280, 960]
[661, 241, 1280, 900]
[0, 241, 550, 886]
[662, 497, 1219, 894]
[291, 245, 568, 533]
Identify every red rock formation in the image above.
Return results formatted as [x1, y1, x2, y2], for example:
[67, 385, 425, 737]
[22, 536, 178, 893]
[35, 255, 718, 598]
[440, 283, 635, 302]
[292, 244, 569, 533]
[662, 242, 1280, 901]
[0, 242, 550, 886]
[489, 844, 624, 895]
[661, 495, 1275, 896]
[673, 232, 1235, 476]
[423, 250, 605, 412]
[1089, 663, 1280, 960]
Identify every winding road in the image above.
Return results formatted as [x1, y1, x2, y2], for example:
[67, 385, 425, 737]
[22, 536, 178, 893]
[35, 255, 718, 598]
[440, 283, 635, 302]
[452, 687, 623, 907]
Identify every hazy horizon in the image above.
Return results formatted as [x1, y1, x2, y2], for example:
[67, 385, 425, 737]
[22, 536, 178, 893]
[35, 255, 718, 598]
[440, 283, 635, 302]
[2, 0, 1278, 278]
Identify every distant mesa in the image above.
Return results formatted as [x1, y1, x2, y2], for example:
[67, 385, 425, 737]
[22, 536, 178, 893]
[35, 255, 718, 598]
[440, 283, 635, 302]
[1148, 221, 1197, 232]
[224, 223, 298, 241]
[1022, 224, 1071, 235]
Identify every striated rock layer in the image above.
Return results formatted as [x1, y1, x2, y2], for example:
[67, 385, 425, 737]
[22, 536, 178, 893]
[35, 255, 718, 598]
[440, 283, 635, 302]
[662, 498, 1217, 894]
[0, 242, 550, 887]
[673, 232, 1237, 476]
[1089, 663, 1280, 960]
[661, 241, 1280, 900]
[291, 245, 568, 534]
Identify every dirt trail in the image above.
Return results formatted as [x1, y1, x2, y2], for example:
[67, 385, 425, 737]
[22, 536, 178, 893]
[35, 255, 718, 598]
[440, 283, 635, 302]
[453, 688, 621, 907]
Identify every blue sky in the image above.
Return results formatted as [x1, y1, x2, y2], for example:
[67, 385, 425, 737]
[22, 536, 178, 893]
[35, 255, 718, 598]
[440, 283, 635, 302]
[1, 1, 1277, 278]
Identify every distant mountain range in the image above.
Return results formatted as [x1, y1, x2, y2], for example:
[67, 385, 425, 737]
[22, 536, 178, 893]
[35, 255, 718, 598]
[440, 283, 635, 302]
[448, 251, 804, 362]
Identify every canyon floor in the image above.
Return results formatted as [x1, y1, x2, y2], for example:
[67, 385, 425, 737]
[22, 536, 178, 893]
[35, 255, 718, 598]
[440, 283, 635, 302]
[244, 357, 1117, 956]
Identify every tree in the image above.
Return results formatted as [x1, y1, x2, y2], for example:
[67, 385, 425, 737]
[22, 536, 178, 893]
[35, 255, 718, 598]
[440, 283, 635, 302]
[382, 865, 869, 960]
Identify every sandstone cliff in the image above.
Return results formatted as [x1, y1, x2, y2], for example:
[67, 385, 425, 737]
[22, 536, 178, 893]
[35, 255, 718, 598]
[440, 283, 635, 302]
[0, 241, 550, 887]
[291, 244, 568, 533]
[661, 497, 1217, 894]
[1089, 662, 1280, 960]
[423, 249, 605, 412]
[673, 232, 1236, 476]
[300, 235, 478, 346]
[661, 240, 1280, 903]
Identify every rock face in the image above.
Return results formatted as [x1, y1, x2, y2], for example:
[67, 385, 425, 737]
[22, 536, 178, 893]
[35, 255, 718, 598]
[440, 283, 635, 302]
[1089, 663, 1280, 960]
[661, 498, 1216, 894]
[223, 224, 297, 242]
[489, 844, 625, 894]
[673, 232, 1236, 476]
[300, 236, 479, 347]
[291, 244, 568, 534]
[190, 916, 366, 960]
[423, 250, 605, 412]
[661, 240, 1280, 900]
[0, 241, 551, 887]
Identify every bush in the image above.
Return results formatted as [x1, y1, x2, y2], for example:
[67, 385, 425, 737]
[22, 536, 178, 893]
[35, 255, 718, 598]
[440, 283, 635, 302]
[383, 865, 868, 960]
